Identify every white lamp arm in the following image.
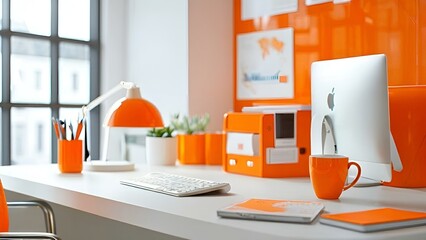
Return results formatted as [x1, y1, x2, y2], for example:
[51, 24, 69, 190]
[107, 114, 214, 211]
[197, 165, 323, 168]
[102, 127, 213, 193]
[82, 81, 137, 116]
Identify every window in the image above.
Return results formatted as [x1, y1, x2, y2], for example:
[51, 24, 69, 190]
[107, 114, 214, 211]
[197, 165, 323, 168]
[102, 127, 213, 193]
[1, 0, 100, 166]
[37, 122, 43, 152]
[71, 72, 79, 91]
[34, 70, 42, 90]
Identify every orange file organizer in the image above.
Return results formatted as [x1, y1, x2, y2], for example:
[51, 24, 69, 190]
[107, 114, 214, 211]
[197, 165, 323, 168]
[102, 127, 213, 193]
[223, 111, 311, 178]
[385, 86, 426, 187]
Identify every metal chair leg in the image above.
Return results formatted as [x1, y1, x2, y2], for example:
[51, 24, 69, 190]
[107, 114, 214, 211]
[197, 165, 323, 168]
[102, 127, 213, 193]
[7, 201, 57, 234]
[0, 232, 61, 240]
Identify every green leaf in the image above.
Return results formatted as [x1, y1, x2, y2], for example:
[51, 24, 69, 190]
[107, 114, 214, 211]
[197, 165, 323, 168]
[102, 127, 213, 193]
[169, 113, 210, 135]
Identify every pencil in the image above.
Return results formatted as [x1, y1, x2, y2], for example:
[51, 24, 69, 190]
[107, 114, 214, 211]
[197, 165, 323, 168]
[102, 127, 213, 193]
[75, 118, 84, 140]
[52, 117, 60, 139]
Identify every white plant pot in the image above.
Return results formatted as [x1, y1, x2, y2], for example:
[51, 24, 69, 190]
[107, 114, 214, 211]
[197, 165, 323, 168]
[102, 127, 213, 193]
[146, 137, 177, 166]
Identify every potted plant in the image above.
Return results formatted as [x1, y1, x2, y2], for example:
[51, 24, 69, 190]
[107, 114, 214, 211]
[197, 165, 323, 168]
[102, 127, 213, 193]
[145, 125, 177, 165]
[170, 113, 210, 164]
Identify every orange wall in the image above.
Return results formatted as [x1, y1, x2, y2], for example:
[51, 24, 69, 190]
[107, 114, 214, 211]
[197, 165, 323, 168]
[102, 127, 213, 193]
[234, 0, 426, 111]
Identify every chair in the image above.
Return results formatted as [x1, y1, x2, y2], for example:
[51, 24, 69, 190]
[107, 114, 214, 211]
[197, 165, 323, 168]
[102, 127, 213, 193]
[0, 180, 61, 240]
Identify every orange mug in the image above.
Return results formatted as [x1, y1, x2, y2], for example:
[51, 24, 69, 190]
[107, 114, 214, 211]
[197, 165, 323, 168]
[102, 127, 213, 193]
[309, 155, 361, 200]
[58, 140, 83, 173]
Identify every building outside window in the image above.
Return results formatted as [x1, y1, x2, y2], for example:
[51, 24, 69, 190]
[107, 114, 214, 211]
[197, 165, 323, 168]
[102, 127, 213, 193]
[1, 0, 100, 166]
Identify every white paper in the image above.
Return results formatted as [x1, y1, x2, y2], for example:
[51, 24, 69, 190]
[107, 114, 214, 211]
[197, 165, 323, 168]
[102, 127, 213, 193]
[226, 132, 260, 156]
[333, 0, 351, 4]
[242, 0, 298, 20]
[305, 0, 332, 6]
[237, 28, 294, 100]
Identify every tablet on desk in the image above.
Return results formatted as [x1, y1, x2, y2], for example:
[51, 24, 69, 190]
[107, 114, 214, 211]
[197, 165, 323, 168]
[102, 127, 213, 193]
[217, 199, 324, 223]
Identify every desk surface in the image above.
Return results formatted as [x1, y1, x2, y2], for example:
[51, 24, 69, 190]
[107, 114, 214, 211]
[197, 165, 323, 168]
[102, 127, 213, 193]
[0, 164, 425, 240]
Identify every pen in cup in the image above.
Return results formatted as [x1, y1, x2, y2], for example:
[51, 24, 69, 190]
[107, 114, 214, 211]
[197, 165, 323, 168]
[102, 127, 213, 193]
[75, 119, 83, 140]
[69, 122, 74, 140]
[52, 117, 84, 141]
[83, 118, 90, 161]
[52, 117, 60, 139]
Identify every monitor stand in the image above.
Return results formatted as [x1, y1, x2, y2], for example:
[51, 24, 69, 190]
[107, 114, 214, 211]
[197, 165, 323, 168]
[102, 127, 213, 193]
[320, 115, 402, 188]
[322, 116, 377, 187]
[349, 133, 403, 187]
[348, 175, 382, 187]
[321, 115, 337, 155]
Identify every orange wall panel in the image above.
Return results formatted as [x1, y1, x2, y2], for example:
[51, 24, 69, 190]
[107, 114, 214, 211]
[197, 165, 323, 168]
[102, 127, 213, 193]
[234, 0, 426, 111]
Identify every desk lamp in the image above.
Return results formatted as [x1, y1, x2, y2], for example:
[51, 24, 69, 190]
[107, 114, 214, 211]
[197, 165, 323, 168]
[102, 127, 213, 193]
[82, 81, 163, 171]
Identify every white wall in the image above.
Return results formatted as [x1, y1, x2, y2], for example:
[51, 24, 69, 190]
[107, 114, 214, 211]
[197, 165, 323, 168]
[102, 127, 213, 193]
[100, 0, 130, 161]
[100, 0, 128, 109]
[101, 0, 233, 160]
[188, 0, 234, 130]
[127, 0, 189, 122]
[102, 0, 190, 161]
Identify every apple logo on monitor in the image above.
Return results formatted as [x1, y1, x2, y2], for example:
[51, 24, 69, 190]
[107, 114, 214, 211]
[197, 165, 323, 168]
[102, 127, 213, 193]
[327, 88, 335, 111]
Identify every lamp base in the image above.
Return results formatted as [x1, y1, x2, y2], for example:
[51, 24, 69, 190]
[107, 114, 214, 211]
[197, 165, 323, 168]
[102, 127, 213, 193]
[84, 161, 135, 172]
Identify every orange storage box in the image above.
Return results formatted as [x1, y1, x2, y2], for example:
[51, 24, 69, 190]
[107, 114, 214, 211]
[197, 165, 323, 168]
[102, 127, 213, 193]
[222, 110, 311, 178]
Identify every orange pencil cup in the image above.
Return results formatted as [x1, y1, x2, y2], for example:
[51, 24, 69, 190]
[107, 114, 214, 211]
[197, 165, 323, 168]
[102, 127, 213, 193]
[177, 134, 205, 164]
[58, 140, 83, 173]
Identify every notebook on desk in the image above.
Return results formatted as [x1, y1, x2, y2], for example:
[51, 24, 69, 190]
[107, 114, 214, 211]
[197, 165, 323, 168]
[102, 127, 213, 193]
[217, 199, 324, 223]
[320, 208, 426, 232]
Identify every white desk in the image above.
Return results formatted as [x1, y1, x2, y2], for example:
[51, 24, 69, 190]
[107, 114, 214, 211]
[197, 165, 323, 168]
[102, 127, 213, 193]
[0, 164, 425, 240]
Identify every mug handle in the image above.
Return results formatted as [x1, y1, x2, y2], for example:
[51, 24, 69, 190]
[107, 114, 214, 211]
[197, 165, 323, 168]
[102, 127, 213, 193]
[343, 162, 361, 191]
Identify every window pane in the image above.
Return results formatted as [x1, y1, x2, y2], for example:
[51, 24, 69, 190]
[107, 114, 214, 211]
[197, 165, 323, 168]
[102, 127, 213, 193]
[11, 37, 51, 103]
[59, 43, 90, 104]
[59, 108, 82, 120]
[11, 108, 51, 165]
[11, 0, 51, 36]
[58, 0, 90, 41]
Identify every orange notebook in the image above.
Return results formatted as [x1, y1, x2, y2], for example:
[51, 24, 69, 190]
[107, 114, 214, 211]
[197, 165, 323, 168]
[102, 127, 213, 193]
[320, 208, 426, 232]
[217, 199, 324, 223]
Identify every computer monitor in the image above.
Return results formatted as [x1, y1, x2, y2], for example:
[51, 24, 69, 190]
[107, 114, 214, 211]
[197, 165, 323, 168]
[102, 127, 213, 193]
[310, 54, 401, 186]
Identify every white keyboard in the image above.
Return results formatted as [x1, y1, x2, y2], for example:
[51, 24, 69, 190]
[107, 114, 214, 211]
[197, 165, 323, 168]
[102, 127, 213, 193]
[120, 172, 231, 197]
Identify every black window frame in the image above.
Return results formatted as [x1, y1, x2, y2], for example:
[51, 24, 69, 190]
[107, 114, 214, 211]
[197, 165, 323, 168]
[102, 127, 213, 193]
[0, 0, 100, 165]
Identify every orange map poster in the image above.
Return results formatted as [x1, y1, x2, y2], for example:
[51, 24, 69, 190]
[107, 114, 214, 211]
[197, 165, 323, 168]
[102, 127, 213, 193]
[237, 28, 294, 100]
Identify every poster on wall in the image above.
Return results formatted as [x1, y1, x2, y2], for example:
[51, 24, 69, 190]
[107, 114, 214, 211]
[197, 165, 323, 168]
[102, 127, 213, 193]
[241, 0, 298, 20]
[237, 28, 294, 100]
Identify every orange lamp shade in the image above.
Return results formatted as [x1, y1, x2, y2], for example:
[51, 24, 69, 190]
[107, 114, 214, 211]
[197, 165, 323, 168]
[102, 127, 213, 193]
[106, 98, 164, 127]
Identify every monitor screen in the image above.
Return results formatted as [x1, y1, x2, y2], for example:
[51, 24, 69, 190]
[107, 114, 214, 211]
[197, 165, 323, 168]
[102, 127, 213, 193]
[275, 113, 295, 139]
[241, 105, 310, 148]
[310, 54, 393, 185]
